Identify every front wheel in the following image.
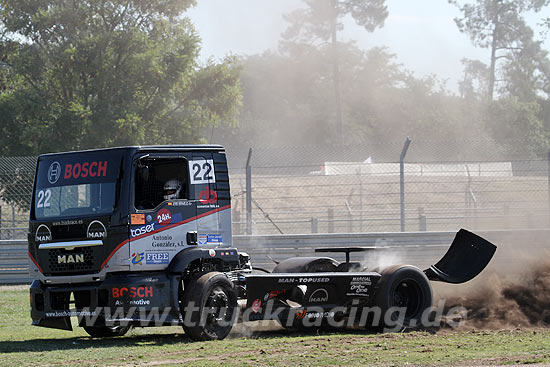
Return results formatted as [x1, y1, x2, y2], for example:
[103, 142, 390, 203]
[180, 272, 237, 341]
[371, 265, 433, 332]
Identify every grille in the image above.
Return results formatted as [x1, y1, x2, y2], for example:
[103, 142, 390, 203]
[47, 247, 97, 274]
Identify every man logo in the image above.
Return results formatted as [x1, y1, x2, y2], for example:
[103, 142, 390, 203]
[35, 225, 52, 243]
[87, 220, 107, 239]
[58, 254, 84, 264]
[308, 288, 329, 303]
[47, 161, 61, 184]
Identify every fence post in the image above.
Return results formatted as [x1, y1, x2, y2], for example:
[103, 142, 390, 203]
[548, 151, 550, 228]
[233, 208, 241, 235]
[418, 207, 427, 231]
[246, 148, 253, 235]
[328, 208, 334, 233]
[400, 137, 411, 232]
[311, 217, 318, 234]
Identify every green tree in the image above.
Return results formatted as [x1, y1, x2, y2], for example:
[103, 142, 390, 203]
[282, 0, 388, 144]
[450, 0, 546, 100]
[0, 0, 241, 155]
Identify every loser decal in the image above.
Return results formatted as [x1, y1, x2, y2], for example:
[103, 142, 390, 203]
[188, 159, 216, 184]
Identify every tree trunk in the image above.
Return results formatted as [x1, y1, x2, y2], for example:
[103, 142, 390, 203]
[330, 0, 343, 145]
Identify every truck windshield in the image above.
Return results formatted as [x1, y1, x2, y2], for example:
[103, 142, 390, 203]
[33, 151, 123, 220]
[34, 183, 116, 219]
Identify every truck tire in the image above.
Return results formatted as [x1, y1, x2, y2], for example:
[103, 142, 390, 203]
[83, 318, 131, 338]
[371, 265, 432, 332]
[180, 272, 237, 341]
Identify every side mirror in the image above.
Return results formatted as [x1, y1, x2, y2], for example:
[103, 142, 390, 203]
[186, 231, 198, 246]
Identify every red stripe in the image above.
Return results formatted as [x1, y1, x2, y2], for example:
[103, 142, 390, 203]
[28, 250, 43, 273]
[101, 204, 231, 270]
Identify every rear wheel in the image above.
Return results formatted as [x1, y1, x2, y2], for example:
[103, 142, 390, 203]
[371, 265, 432, 332]
[180, 272, 237, 341]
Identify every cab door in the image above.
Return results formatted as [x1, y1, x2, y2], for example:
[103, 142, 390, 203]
[128, 154, 196, 270]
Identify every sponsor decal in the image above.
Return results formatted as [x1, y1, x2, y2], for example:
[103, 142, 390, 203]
[52, 219, 83, 226]
[58, 254, 85, 264]
[35, 224, 52, 243]
[306, 311, 335, 319]
[130, 223, 156, 238]
[146, 252, 169, 265]
[47, 161, 61, 184]
[112, 286, 153, 298]
[208, 249, 216, 257]
[156, 209, 172, 225]
[263, 289, 288, 301]
[308, 288, 329, 303]
[45, 310, 96, 318]
[207, 234, 223, 245]
[251, 299, 262, 313]
[146, 215, 153, 223]
[171, 201, 193, 207]
[346, 284, 369, 297]
[64, 160, 108, 179]
[278, 277, 330, 284]
[346, 276, 372, 297]
[198, 234, 207, 245]
[152, 234, 176, 248]
[295, 309, 306, 320]
[131, 214, 145, 225]
[87, 220, 107, 239]
[351, 276, 372, 284]
[131, 252, 144, 265]
[197, 234, 222, 245]
[199, 186, 218, 205]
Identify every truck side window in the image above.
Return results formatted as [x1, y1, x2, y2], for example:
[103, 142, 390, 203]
[134, 158, 188, 210]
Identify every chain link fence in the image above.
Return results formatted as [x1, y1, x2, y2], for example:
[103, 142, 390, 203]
[0, 157, 35, 240]
[226, 140, 550, 235]
[1, 140, 548, 238]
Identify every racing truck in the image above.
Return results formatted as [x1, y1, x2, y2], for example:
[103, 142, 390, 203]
[29, 145, 496, 340]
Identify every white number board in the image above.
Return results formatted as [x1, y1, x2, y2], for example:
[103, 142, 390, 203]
[188, 159, 216, 184]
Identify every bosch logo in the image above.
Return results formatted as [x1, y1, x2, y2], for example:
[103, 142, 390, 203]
[64, 161, 108, 180]
[112, 286, 153, 299]
[47, 162, 61, 184]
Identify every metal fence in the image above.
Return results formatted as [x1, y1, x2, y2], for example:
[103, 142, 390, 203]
[4, 229, 550, 284]
[228, 141, 550, 235]
[0, 140, 549, 237]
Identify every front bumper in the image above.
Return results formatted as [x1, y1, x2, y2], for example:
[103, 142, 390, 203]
[30, 272, 181, 330]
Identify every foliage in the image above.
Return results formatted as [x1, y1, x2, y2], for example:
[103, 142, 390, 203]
[0, 0, 242, 156]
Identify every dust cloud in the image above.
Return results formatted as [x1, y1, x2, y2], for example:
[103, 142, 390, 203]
[436, 258, 550, 329]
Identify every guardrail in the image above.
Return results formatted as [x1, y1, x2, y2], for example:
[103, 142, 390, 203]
[2, 229, 549, 284]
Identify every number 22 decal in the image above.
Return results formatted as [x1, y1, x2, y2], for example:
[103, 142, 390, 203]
[188, 159, 216, 184]
[36, 189, 51, 208]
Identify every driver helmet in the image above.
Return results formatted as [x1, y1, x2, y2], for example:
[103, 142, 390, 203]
[163, 179, 182, 200]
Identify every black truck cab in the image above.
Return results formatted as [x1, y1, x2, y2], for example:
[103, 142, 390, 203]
[29, 146, 244, 334]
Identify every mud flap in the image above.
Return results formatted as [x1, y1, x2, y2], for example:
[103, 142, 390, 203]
[424, 229, 496, 284]
[34, 316, 72, 331]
